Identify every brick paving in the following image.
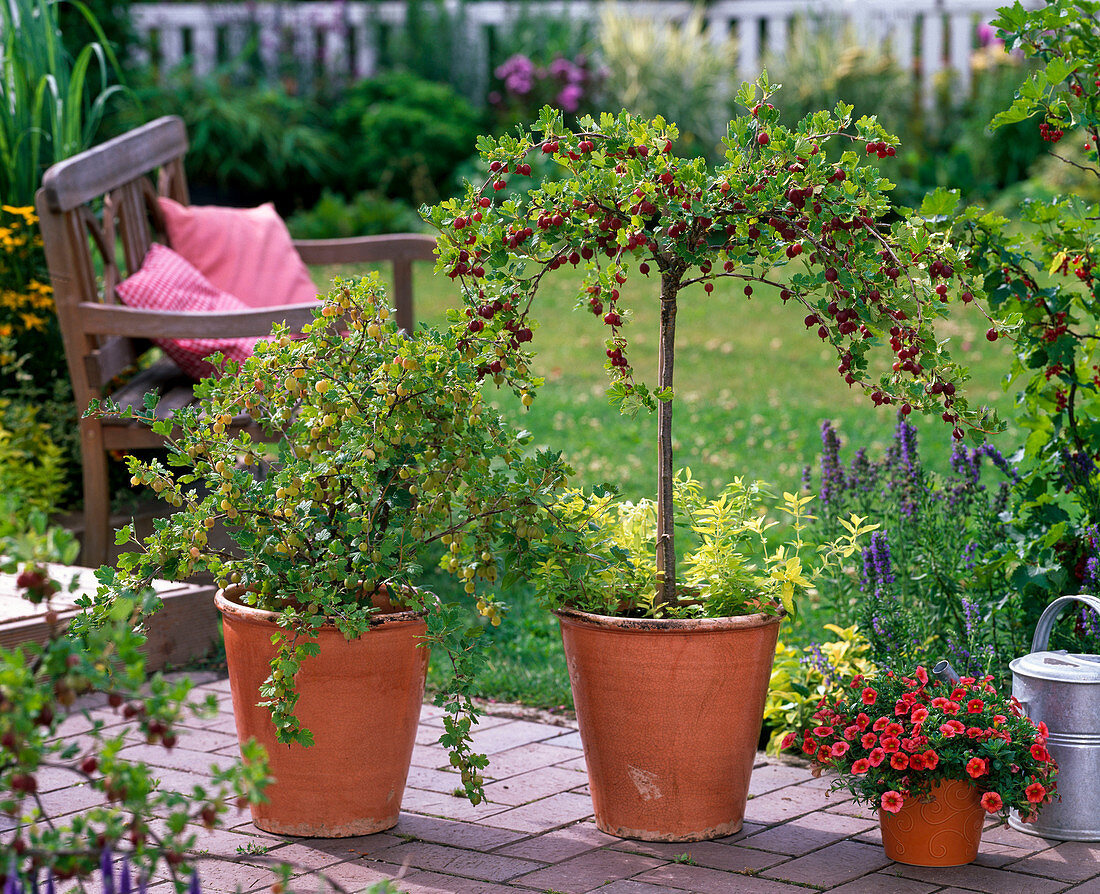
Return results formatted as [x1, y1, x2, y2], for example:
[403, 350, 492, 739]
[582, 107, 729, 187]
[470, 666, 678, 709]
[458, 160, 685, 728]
[36, 673, 1100, 894]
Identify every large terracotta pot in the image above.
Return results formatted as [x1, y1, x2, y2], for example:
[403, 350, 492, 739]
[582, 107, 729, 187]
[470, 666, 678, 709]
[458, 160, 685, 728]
[556, 608, 780, 842]
[879, 779, 985, 866]
[216, 588, 429, 837]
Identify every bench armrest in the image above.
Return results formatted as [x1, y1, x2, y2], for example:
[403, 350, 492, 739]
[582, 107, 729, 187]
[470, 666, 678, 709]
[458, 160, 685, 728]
[78, 303, 318, 339]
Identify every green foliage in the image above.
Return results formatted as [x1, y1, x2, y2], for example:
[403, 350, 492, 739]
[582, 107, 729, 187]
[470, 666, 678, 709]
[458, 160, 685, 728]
[0, 518, 268, 882]
[529, 473, 874, 619]
[596, 6, 738, 159]
[894, 52, 1048, 207]
[88, 276, 574, 801]
[766, 17, 912, 140]
[0, 398, 68, 517]
[332, 71, 485, 205]
[806, 665, 1058, 820]
[119, 71, 336, 211]
[286, 189, 426, 239]
[0, 0, 126, 206]
[763, 622, 873, 755]
[948, 0, 1100, 612]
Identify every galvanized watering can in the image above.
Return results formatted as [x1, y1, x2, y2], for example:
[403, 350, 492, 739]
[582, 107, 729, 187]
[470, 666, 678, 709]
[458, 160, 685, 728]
[1009, 594, 1100, 841]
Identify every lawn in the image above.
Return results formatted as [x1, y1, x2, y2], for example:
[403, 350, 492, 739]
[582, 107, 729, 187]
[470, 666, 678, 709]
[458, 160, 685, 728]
[314, 259, 1022, 709]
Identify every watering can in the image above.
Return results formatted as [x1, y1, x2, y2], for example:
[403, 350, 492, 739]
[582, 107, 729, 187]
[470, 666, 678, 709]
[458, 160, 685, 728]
[1009, 594, 1100, 841]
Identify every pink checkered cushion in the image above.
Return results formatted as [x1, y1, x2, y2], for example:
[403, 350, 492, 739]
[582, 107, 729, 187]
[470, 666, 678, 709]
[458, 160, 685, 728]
[115, 243, 264, 380]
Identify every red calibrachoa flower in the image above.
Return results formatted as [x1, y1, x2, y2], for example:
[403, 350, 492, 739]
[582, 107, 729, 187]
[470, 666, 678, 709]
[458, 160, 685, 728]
[804, 665, 1058, 820]
[881, 791, 905, 814]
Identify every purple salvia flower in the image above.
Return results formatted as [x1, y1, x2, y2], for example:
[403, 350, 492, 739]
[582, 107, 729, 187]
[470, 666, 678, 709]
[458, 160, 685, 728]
[101, 847, 115, 894]
[818, 420, 845, 508]
[119, 860, 132, 894]
[188, 872, 200, 894]
[43, 874, 53, 894]
[801, 464, 813, 492]
[961, 541, 980, 570]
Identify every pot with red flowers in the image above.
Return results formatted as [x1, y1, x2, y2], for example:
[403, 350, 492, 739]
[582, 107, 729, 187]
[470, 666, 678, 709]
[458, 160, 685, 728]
[800, 664, 1058, 867]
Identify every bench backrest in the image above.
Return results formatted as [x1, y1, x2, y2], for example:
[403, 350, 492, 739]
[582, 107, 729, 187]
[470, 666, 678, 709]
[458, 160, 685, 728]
[35, 116, 191, 413]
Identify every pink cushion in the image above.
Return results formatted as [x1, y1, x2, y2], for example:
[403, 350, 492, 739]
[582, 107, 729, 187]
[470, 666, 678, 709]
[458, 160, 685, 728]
[158, 197, 318, 309]
[116, 243, 265, 380]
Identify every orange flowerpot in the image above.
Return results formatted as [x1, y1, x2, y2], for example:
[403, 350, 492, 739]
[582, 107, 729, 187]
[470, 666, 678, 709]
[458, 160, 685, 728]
[879, 779, 985, 866]
[216, 589, 429, 837]
[556, 608, 780, 842]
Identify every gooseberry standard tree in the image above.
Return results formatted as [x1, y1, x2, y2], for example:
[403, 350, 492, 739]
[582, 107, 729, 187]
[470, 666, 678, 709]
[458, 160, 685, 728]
[426, 78, 1003, 613]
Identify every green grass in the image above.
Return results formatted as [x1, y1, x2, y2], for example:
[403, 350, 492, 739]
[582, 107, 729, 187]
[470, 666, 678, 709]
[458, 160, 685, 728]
[314, 261, 1022, 709]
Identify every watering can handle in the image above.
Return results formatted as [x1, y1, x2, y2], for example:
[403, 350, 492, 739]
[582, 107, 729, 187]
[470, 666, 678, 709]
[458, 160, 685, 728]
[1030, 594, 1100, 653]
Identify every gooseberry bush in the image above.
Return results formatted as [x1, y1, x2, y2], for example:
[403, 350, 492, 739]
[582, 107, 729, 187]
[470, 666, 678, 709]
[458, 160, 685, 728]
[0, 514, 268, 885]
[950, 1, 1100, 617]
[90, 276, 573, 801]
[426, 76, 1003, 612]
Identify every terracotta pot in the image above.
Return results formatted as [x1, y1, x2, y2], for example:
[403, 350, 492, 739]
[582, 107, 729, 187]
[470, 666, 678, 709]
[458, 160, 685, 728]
[216, 588, 429, 837]
[879, 779, 985, 866]
[556, 608, 780, 842]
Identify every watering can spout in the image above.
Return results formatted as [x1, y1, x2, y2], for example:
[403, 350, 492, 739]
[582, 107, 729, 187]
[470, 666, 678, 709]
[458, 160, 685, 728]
[932, 660, 960, 684]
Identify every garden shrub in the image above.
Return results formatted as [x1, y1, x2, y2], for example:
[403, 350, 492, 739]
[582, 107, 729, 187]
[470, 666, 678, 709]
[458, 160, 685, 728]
[116, 72, 337, 213]
[766, 17, 913, 141]
[285, 189, 426, 239]
[939, 0, 1100, 640]
[331, 70, 485, 205]
[488, 51, 605, 132]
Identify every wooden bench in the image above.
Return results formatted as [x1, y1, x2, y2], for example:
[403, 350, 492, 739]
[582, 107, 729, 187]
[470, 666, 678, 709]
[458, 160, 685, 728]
[35, 115, 437, 568]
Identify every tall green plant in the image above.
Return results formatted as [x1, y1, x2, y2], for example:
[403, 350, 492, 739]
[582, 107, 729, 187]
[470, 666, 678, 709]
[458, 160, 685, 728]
[0, 0, 125, 205]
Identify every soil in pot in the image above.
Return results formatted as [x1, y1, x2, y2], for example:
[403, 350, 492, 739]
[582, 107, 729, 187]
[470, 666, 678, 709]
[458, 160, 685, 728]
[879, 779, 985, 866]
[216, 588, 429, 837]
[557, 608, 780, 842]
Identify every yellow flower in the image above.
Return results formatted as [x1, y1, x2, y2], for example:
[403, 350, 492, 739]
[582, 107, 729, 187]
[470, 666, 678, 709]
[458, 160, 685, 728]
[19, 312, 45, 331]
[0, 324, 13, 337]
[1, 205, 35, 220]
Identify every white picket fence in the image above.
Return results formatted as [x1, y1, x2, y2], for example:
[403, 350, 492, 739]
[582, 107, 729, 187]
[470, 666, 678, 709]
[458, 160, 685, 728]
[128, 0, 1026, 101]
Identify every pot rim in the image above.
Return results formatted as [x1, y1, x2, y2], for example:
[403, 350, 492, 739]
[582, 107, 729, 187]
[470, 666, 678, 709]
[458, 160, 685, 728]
[215, 586, 427, 629]
[554, 606, 783, 633]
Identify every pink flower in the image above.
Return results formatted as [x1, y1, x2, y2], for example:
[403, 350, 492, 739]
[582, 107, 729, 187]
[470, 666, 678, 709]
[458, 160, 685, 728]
[831, 741, 850, 758]
[922, 749, 939, 769]
[915, 665, 929, 686]
[1031, 743, 1050, 762]
[890, 753, 909, 771]
[981, 791, 1003, 813]
[968, 698, 985, 713]
[813, 725, 835, 738]
[942, 701, 961, 715]
[862, 687, 878, 705]
[881, 790, 905, 814]
[908, 753, 926, 771]
[861, 732, 878, 750]
[881, 736, 901, 753]
[844, 724, 861, 741]
[884, 722, 903, 738]
[868, 747, 886, 767]
[872, 716, 889, 732]
[857, 712, 871, 729]
[1026, 782, 1048, 803]
[780, 731, 796, 751]
[852, 758, 871, 775]
[911, 706, 929, 723]
[966, 757, 987, 779]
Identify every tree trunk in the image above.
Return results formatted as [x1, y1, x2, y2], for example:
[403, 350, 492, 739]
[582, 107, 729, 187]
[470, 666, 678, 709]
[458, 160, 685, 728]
[655, 272, 679, 610]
